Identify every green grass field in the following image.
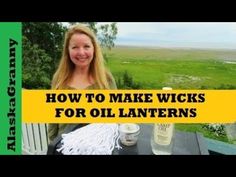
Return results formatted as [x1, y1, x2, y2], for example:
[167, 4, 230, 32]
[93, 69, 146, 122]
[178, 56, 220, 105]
[105, 46, 236, 89]
[105, 46, 236, 143]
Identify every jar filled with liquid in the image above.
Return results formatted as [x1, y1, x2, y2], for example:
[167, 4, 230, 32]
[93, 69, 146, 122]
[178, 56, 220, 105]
[151, 87, 175, 155]
[151, 123, 175, 155]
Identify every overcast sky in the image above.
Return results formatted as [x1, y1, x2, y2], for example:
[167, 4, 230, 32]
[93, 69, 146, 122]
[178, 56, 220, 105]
[110, 22, 236, 49]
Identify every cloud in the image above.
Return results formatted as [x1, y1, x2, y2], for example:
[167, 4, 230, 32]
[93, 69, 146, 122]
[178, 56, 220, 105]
[115, 22, 236, 49]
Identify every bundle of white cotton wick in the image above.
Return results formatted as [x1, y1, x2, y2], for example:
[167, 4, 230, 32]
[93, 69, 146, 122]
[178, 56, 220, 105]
[57, 124, 122, 155]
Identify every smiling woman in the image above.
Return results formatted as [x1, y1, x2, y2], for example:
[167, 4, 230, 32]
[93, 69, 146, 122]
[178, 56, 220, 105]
[51, 24, 116, 90]
[48, 24, 117, 142]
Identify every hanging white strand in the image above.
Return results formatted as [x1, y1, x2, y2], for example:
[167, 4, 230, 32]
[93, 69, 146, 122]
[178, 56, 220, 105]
[57, 123, 121, 155]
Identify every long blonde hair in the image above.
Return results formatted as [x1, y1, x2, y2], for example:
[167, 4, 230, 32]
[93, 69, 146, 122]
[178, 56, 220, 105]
[51, 24, 114, 89]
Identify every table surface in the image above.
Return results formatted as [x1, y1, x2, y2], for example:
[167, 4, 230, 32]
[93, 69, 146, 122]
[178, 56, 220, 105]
[113, 124, 209, 155]
[47, 124, 209, 155]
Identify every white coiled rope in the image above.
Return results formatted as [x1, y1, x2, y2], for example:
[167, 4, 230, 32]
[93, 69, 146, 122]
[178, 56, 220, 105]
[57, 123, 121, 155]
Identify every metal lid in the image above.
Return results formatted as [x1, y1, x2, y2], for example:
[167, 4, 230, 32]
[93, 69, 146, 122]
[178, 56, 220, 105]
[119, 123, 140, 134]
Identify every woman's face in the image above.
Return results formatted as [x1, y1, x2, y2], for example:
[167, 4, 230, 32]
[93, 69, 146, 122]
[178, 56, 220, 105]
[68, 33, 94, 68]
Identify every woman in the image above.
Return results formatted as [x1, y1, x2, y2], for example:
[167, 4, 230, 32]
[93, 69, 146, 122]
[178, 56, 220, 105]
[48, 24, 117, 142]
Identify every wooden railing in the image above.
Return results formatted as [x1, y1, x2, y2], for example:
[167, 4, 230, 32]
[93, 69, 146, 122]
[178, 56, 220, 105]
[206, 138, 236, 155]
[22, 123, 49, 155]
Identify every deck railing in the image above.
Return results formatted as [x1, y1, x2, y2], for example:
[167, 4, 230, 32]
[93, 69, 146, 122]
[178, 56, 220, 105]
[22, 123, 49, 155]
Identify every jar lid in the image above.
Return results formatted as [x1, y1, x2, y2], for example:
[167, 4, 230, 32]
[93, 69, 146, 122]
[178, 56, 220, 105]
[162, 87, 172, 90]
[119, 123, 140, 134]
